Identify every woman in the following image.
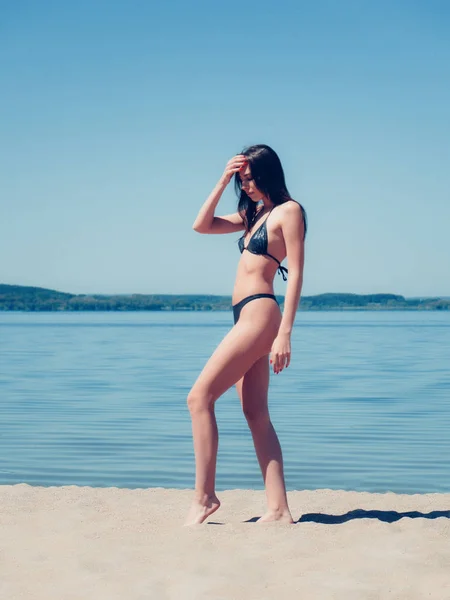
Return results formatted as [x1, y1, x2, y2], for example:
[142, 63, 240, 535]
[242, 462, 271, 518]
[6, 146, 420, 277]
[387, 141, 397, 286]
[185, 144, 306, 525]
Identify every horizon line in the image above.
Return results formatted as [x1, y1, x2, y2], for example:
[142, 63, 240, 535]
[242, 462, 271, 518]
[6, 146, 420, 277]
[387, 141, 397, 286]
[0, 283, 448, 300]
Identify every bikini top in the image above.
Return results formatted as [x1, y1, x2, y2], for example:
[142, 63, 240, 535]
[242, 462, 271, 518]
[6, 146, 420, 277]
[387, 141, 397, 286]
[238, 207, 288, 281]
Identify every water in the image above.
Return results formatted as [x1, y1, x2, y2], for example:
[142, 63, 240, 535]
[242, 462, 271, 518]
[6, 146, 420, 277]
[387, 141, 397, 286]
[0, 311, 449, 493]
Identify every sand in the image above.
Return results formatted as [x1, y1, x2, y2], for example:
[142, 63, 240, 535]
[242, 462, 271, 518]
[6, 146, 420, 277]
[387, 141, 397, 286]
[1, 484, 449, 600]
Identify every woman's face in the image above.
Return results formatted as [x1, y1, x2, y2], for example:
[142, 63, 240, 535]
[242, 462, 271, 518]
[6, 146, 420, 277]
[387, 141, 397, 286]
[240, 164, 263, 201]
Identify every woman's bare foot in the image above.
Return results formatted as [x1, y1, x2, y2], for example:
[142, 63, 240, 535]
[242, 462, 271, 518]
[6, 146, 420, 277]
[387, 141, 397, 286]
[256, 509, 294, 524]
[184, 494, 221, 526]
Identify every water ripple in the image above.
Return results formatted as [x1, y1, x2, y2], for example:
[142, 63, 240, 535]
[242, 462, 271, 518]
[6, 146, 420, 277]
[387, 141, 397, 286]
[0, 311, 449, 493]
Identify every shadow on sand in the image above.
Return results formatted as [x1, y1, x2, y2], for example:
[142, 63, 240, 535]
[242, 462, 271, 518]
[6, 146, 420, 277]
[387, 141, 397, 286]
[297, 509, 450, 524]
[207, 509, 450, 525]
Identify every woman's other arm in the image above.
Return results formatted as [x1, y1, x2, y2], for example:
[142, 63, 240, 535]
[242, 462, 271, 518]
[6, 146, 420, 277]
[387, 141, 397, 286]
[278, 202, 305, 335]
[270, 201, 305, 374]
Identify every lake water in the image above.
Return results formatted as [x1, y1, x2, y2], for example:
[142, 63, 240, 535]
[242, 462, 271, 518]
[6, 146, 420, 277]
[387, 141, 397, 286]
[1, 311, 449, 494]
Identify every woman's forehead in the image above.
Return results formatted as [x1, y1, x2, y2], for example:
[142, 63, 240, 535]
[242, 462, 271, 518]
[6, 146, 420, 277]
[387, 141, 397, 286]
[241, 166, 252, 177]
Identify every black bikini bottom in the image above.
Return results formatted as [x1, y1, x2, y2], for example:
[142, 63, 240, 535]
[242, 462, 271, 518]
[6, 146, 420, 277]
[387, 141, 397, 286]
[232, 293, 279, 324]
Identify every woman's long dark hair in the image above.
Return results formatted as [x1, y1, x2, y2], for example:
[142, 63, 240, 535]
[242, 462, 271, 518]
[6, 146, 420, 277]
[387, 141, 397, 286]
[234, 144, 307, 239]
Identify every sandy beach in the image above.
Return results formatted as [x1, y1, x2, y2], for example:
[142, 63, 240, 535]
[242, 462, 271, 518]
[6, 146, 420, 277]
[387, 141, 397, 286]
[1, 484, 449, 599]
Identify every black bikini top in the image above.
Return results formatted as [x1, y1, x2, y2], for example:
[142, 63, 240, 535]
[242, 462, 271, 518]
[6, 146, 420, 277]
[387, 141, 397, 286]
[238, 207, 288, 281]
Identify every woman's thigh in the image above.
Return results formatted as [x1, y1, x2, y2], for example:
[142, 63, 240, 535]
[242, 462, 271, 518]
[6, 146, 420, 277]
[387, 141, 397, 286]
[235, 354, 270, 421]
[191, 298, 278, 403]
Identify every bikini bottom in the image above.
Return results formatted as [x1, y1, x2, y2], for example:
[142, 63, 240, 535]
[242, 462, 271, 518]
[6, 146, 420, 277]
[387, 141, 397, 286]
[232, 293, 278, 325]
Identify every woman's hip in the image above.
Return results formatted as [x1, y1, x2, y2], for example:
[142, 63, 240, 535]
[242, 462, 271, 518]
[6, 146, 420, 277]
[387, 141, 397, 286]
[232, 293, 280, 325]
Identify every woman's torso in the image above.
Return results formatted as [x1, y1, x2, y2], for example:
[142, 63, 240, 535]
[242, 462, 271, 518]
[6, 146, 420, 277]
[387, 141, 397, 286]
[232, 204, 287, 305]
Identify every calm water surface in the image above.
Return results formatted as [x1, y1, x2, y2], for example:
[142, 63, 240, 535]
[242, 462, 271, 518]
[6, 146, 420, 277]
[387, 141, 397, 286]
[1, 311, 449, 493]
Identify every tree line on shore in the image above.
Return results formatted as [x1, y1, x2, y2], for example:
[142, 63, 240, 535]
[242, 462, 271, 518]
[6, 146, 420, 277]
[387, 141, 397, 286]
[1, 284, 449, 312]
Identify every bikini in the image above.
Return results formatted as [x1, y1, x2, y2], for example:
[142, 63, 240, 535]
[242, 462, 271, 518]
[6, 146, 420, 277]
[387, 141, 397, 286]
[233, 207, 288, 324]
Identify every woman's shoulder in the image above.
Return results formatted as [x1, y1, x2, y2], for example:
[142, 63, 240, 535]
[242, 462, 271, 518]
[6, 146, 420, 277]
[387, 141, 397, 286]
[277, 199, 304, 216]
[276, 200, 307, 237]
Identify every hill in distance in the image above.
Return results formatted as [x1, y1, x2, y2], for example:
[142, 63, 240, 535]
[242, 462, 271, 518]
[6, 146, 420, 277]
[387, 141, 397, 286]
[0, 284, 449, 312]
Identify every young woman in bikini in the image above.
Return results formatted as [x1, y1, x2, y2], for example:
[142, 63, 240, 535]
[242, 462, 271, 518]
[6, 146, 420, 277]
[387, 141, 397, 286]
[185, 144, 307, 525]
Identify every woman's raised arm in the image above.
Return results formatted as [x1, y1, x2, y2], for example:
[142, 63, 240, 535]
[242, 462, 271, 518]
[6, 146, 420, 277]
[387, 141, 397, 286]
[192, 155, 247, 234]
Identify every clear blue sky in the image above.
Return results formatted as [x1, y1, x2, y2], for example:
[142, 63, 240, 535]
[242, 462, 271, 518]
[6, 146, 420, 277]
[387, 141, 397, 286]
[1, 0, 449, 297]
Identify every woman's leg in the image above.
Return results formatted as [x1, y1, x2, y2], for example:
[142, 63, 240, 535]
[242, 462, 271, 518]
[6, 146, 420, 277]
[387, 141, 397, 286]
[236, 355, 293, 523]
[185, 298, 279, 525]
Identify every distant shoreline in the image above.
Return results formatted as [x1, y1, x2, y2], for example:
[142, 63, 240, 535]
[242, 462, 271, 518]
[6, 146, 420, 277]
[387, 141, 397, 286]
[1, 284, 449, 312]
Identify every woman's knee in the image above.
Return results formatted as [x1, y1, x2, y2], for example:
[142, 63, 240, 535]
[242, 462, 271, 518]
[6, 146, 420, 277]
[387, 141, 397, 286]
[187, 388, 215, 415]
[242, 402, 270, 426]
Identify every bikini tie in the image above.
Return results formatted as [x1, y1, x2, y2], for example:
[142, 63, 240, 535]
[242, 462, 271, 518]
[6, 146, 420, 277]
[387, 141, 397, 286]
[278, 266, 288, 281]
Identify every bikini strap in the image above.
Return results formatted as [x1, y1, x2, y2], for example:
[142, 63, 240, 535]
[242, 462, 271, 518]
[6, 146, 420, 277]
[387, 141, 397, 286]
[265, 207, 288, 281]
[267, 205, 276, 220]
[278, 265, 288, 281]
[265, 252, 289, 281]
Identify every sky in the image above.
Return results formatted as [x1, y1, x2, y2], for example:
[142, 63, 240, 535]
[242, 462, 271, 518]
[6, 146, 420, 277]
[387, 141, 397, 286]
[1, 0, 449, 298]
